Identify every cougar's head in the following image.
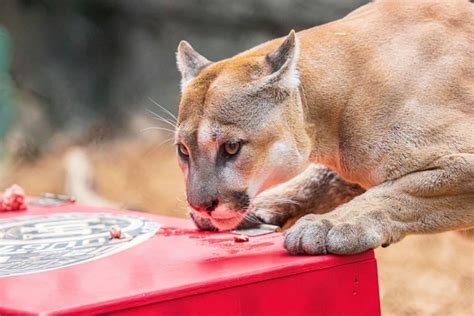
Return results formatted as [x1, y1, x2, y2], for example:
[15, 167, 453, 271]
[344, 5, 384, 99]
[175, 31, 311, 230]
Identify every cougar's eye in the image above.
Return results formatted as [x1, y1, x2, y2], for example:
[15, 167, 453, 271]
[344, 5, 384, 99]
[177, 143, 189, 158]
[224, 141, 241, 156]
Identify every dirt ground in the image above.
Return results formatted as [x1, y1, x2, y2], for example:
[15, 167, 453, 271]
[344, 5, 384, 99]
[1, 139, 473, 315]
[377, 233, 473, 315]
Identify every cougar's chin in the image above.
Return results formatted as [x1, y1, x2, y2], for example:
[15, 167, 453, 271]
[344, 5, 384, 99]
[210, 215, 243, 231]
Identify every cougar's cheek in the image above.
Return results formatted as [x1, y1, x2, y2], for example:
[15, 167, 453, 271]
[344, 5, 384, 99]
[247, 140, 306, 196]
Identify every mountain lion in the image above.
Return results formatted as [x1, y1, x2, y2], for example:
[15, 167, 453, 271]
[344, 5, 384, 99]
[174, 0, 473, 255]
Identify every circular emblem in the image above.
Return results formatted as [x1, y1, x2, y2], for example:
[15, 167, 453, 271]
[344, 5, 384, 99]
[0, 212, 160, 277]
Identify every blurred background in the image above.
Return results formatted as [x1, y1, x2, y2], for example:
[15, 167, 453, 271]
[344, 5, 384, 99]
[0, 1, 472, 315]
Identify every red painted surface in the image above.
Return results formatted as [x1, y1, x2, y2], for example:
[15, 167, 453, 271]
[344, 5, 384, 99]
[0, 202, 381, 315]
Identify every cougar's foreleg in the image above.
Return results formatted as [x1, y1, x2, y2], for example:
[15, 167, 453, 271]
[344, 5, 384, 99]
[284, 154, 474, 255]
[252, 164, 365, 226]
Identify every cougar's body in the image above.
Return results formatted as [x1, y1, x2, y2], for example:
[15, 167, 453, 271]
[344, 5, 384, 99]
[241, 0, 473, 188]
[176, 0, 474, 254]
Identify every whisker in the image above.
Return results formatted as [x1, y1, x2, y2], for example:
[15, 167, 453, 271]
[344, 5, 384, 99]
[176, 196, 187, 203]
[142, 136, 175, 157]
[141, 126, 176, 133]
[146, 109, 178, 129]
[239, 213, 261, 225]
[243, 218, 261, 225]
[251, 207, 285, 215]
[245, 212, 262, 221]
[242, 211, 263, 224]
[148, 97, 178, 123]
[256, 196, 299, 204]
[155, 137, 175, 149]
[250, 196, 300, 206]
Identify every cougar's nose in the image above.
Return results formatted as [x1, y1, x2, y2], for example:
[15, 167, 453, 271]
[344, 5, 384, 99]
[190, 199, 219, 215]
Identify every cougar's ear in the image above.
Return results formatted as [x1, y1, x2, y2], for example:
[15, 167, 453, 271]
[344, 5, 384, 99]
[262, 30, 300, 90]
[176, 41, 212, 91]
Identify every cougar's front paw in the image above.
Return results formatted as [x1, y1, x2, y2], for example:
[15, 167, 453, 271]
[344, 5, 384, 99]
[284, 214, 334, 255]
[189, 212, 217, 231]
[284, 214, 384, 255]
[326, 221, 384, 254]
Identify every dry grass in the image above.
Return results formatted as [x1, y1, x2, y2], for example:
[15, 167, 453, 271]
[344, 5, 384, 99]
[1, 139, 187, 217]
[1, 138, 473, 315]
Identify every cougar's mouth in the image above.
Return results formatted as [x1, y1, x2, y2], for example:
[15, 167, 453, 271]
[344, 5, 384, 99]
[210, 216, 242, 230]
[209, 205, 249, 230]
[188, 191, 251, 230]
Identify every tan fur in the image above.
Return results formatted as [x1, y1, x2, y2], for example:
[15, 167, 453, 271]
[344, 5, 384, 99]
[176, 0, 474, 254]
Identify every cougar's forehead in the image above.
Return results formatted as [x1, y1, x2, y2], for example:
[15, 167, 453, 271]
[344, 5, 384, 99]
[179, 90, 276, 138]
[177, 119, 219, 151]
[178, 58, 277, 126]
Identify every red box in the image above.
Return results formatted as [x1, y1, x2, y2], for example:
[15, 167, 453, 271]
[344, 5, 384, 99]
[0, 199, 380, 315]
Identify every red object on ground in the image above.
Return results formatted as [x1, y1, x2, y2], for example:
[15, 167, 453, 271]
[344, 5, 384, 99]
[234, 234, 250, 242]
[0, 200, 381, 315]
[0, 184, 27, 212]
[109, 225, 122, 239]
